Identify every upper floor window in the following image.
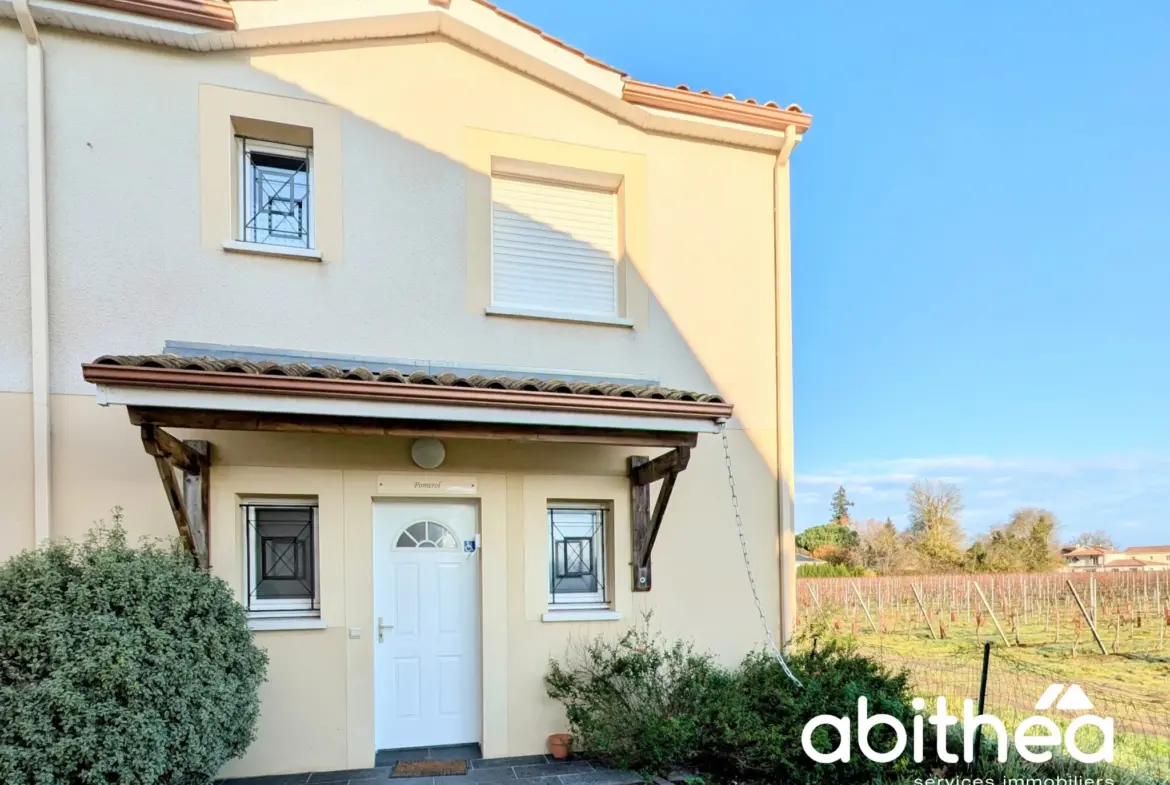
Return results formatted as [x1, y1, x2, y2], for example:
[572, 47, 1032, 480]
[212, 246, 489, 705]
[491, 176, 618, 319]
[238, 137, 313, 249]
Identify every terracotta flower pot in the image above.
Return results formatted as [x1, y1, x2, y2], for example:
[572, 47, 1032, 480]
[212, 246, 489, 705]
[547, 733, 573, 760]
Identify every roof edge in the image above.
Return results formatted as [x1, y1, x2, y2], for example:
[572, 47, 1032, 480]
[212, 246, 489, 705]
[81, 364, 734, 422]
[21, 0, 810, 145]
[69, 0, 234, 29]
[623, 79, 812, 134]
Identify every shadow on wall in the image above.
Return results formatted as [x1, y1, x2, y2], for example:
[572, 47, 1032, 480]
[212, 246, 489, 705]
[44, 35, 785, 617]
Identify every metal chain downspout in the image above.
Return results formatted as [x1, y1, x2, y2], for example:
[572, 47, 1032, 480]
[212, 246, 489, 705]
[719, 421, 802, 687]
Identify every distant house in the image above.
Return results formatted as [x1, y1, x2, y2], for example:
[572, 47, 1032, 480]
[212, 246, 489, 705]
[1062, 545, 1170, 572]
[1063, 546, 1111, 570]
[796, 551, 827, 566]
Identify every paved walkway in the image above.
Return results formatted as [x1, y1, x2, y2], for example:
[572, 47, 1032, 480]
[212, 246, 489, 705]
[217, 750, 651, 785]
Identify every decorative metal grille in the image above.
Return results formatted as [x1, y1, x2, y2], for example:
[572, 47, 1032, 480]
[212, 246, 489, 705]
[239, 138, 311, 248]
[243, 504, 317, 614]
[549, 507, 606, 606]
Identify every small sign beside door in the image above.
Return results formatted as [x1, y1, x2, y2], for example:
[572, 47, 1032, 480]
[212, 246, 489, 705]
[377, 474, 478, 496]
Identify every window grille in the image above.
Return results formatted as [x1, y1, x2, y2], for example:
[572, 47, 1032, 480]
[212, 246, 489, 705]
[242, 502, 318, 615]
[238, 137, 312, 248]
[548, 506, 607, 607]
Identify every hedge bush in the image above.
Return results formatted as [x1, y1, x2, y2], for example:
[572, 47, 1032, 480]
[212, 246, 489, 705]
[0, 519, 268, 785]
[797, 563, 871, 578]
[547, 624, 918, 784]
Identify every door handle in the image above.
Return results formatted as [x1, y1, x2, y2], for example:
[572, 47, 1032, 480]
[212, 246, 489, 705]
[378, 616, 393, 643]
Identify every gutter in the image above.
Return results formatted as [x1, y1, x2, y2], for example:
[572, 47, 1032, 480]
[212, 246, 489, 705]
[774, 124, 801, 646]
[15, 0, 51, 545]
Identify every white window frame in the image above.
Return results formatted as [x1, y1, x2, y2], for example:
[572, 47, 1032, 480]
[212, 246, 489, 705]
[489, 174, 621, 323]
[237, 137, 315, 250]
[242, 498, 320, 618]
[547, 502, 609, 610]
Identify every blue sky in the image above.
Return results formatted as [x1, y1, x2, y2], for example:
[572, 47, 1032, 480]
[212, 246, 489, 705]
[499, 1, 1170, 547]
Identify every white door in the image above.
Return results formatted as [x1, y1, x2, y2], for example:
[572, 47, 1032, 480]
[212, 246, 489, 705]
[373, 501, 480, 751]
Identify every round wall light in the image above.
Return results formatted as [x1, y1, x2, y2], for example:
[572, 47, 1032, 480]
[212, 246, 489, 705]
[410, 437, 446, 470]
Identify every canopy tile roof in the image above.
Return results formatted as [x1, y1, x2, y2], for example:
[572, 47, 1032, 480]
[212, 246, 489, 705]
[88, 354, 727, 403]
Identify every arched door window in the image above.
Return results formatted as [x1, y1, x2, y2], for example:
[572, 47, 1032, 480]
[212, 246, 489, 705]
[395, 520, 459, 549]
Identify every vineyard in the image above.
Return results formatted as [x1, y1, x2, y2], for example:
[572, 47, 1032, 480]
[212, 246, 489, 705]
[796, 571, 1170, 779]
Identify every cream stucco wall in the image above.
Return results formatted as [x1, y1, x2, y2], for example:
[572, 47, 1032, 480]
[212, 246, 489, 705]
[25, 394, 778, 776]
[0, 19, 793, 778]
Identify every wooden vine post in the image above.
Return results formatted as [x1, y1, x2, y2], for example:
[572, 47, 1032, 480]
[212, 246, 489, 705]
[971, 580, 1011, 647]
[1066, 580, 1109, 656]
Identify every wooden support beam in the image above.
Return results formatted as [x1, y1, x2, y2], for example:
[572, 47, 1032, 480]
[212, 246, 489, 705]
[630, 456, 652, 591]
[630, 447, 691, 486]
[140, 424, 203, 475]
[183, 440, 211, 569]
[128, 407, 699, 448]
[628, 447, 691, 592]
[139, 424, 211, 568]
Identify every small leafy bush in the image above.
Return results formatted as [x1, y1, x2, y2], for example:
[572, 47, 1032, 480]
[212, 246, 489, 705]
[546, 622, 916, 784]
[546, 624, 735, 775]
[0, 519, 268, 785]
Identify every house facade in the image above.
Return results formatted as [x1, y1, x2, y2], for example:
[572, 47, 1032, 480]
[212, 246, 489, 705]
[1062, 545, 1170, 572]
[0, 0, 810, 777]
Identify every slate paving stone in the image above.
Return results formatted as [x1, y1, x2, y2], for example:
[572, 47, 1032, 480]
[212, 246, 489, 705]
[511, 762, 594, 778]
[306, 766, 390, 782]
[470, 755, 546, 769]
[558, 772, 644, 785]
[433, 765, 518, 782]
[434, 745, 482, 761]
[219, 775, 311, 785]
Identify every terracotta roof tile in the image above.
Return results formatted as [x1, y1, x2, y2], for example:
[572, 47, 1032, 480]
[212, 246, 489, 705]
[624, 80, 812, 134]
[1104, 558, 1160, 568]
[1124, 545, 1170, 554]
[71, 0, 236, 29]
[90, 355, 728, 403]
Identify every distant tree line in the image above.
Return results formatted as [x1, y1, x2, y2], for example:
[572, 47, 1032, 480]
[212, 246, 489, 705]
[796, 482, 1071, 575]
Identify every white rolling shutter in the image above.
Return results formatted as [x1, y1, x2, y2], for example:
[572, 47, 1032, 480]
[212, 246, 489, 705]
[491, 176, 618, 318]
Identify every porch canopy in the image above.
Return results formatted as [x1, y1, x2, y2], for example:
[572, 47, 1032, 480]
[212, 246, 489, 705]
[82, 354, 734, 588]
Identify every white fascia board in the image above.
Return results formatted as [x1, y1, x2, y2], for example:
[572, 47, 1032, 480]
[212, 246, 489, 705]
[95, 385, 721, 434]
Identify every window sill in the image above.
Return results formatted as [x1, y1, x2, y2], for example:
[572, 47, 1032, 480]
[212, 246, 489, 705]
[485, 305, 633, 328]
[223, 240, 322, 261]
[247, 617, 326, 631]
[542, 609, 622, 623]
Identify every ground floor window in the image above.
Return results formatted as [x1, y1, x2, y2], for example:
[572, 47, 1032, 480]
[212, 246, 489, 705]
[548, 504, 608, 608]
[242, 500, 319, 617]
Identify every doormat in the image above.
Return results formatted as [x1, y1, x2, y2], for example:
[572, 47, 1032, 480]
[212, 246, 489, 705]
[391, 759, 469, 777]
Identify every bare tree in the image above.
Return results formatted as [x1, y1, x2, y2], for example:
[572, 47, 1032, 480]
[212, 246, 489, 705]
[1072, 530, 1115, 550]
[907, 480, 965, 570]
[857, 517, 912, 574]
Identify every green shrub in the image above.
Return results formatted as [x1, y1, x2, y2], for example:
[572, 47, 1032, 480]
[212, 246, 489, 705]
[797, 563, 871, 578]
[729, 642, 918, 784]
[546, 624, 916, 784]
[546, 623, 735, 776]
[0, 520, 268, 785]
[795, 524, 860, 555]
